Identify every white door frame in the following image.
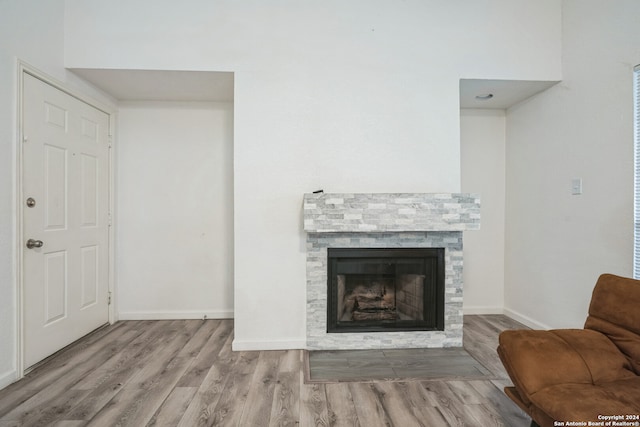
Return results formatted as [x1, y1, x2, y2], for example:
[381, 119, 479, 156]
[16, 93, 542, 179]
[15, 61, 116, 377]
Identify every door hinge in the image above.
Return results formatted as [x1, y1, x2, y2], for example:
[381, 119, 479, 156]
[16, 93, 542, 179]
[108, 291, 112, 305]
[108, 212, 112, 227]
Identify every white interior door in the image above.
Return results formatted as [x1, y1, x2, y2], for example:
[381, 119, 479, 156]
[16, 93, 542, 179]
[22, 73, 110, 368]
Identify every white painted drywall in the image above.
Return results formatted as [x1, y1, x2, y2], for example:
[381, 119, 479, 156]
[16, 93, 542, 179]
[0, 0, 115, 388]
[504, 0, 638, 329]
[63, 0, 562, 350]
[0, 2, 564, 374]
[461, 109, 506, 314]
[116, 102, 234, 320]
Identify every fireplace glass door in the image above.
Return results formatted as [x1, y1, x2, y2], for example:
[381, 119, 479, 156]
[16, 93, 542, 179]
[327, 248, 444, 333]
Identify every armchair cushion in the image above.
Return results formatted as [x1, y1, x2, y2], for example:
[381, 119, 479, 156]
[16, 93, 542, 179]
[498, 329, 635, 406]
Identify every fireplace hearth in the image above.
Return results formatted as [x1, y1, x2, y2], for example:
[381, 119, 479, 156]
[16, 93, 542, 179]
[327, 248, 444, 333]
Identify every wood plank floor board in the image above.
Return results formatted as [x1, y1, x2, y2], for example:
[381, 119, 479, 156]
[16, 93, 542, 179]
[0, 321, 141, 417]
[177, 333, 240, 427]
[268, 351, 301, 427]
[69, 322, 170, 389]
[299, 381, 331, 427]
[324, 383, 359, 427]
[69, 321, 176, 391]
[420, 382, 482, 426]
[462, 316, 517, 379]
[61, 322, 189, 422]
[175, 320, 233, 388]
[176, 320, 221, 359]
[398, 380, 441, 408]
[349, 382, 395, 427]
[28, 320, 132, 373]
[146, 386, 198, 427]
[445, 380, 485, 405]
[237, 351, 284, 426]
[176, 368, 228, 426]
[459, 403, 504, 427]
[395, 382, 450, 426]
[2, 360, 110, 425]
[87, 355, 193, 426]
[9, 389, 91, 426]
[416, 404, 450, 426]
[268, 369, 299, 427]
[83, 320, 205, 426]
[468, 380, 531, 427]
[51, 421, 86, 427]
[372, 381, 430, 426]
[125, 320, 201, 388]
[202, 344, 261, 426]
[0, 315, 532, 426]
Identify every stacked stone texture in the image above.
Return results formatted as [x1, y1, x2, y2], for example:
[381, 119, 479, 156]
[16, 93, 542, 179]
[304, 193, 480, 233]
[304, 193, 479, 350]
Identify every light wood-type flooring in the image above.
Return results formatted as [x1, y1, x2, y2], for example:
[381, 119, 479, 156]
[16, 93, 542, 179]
[0, 315, 532, 426]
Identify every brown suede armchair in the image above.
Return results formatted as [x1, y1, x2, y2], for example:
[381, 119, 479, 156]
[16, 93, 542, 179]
[497, 274, 640, 427]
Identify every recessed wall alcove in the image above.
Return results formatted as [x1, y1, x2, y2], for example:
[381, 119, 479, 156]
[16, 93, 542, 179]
[68, 68, 236, 320]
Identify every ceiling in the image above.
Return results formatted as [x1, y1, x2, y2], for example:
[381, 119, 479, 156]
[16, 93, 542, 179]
[70, 69, 234, 102]
[460, 79, 559, 109]
[70, 69, 558, 109]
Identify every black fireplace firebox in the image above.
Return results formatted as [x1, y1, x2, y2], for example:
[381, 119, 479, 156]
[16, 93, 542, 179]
[327, 248, 445, 333]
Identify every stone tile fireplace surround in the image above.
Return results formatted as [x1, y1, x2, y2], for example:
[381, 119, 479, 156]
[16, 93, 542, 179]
[304, 193, 480, 350]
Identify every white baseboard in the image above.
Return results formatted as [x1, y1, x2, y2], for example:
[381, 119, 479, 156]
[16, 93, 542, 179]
[0, 369, 17, 391]
[503, 307, 552, 330]
[232, 338, 306, 351]
[463, 306, 504, 315]
[117, 309, 234, 320]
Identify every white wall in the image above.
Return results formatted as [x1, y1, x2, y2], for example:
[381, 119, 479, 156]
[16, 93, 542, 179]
[64, 0, 562, 349]
[116, 102, 234, 319]
[0, 0, 115, 388]
[504, 0, 639, 329]
[461, 109, 506, 314]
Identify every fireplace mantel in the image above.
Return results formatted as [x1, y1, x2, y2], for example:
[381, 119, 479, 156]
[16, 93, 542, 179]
[303, 193, 480, 233]
[303, 193, 481, 350]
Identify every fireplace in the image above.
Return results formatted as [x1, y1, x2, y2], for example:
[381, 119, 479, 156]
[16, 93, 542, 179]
[304, 193, 480, 350]
[327, 248, 444, 333]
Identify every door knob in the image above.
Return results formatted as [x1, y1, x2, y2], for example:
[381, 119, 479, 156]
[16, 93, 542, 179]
[26, 239, 44, 249]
